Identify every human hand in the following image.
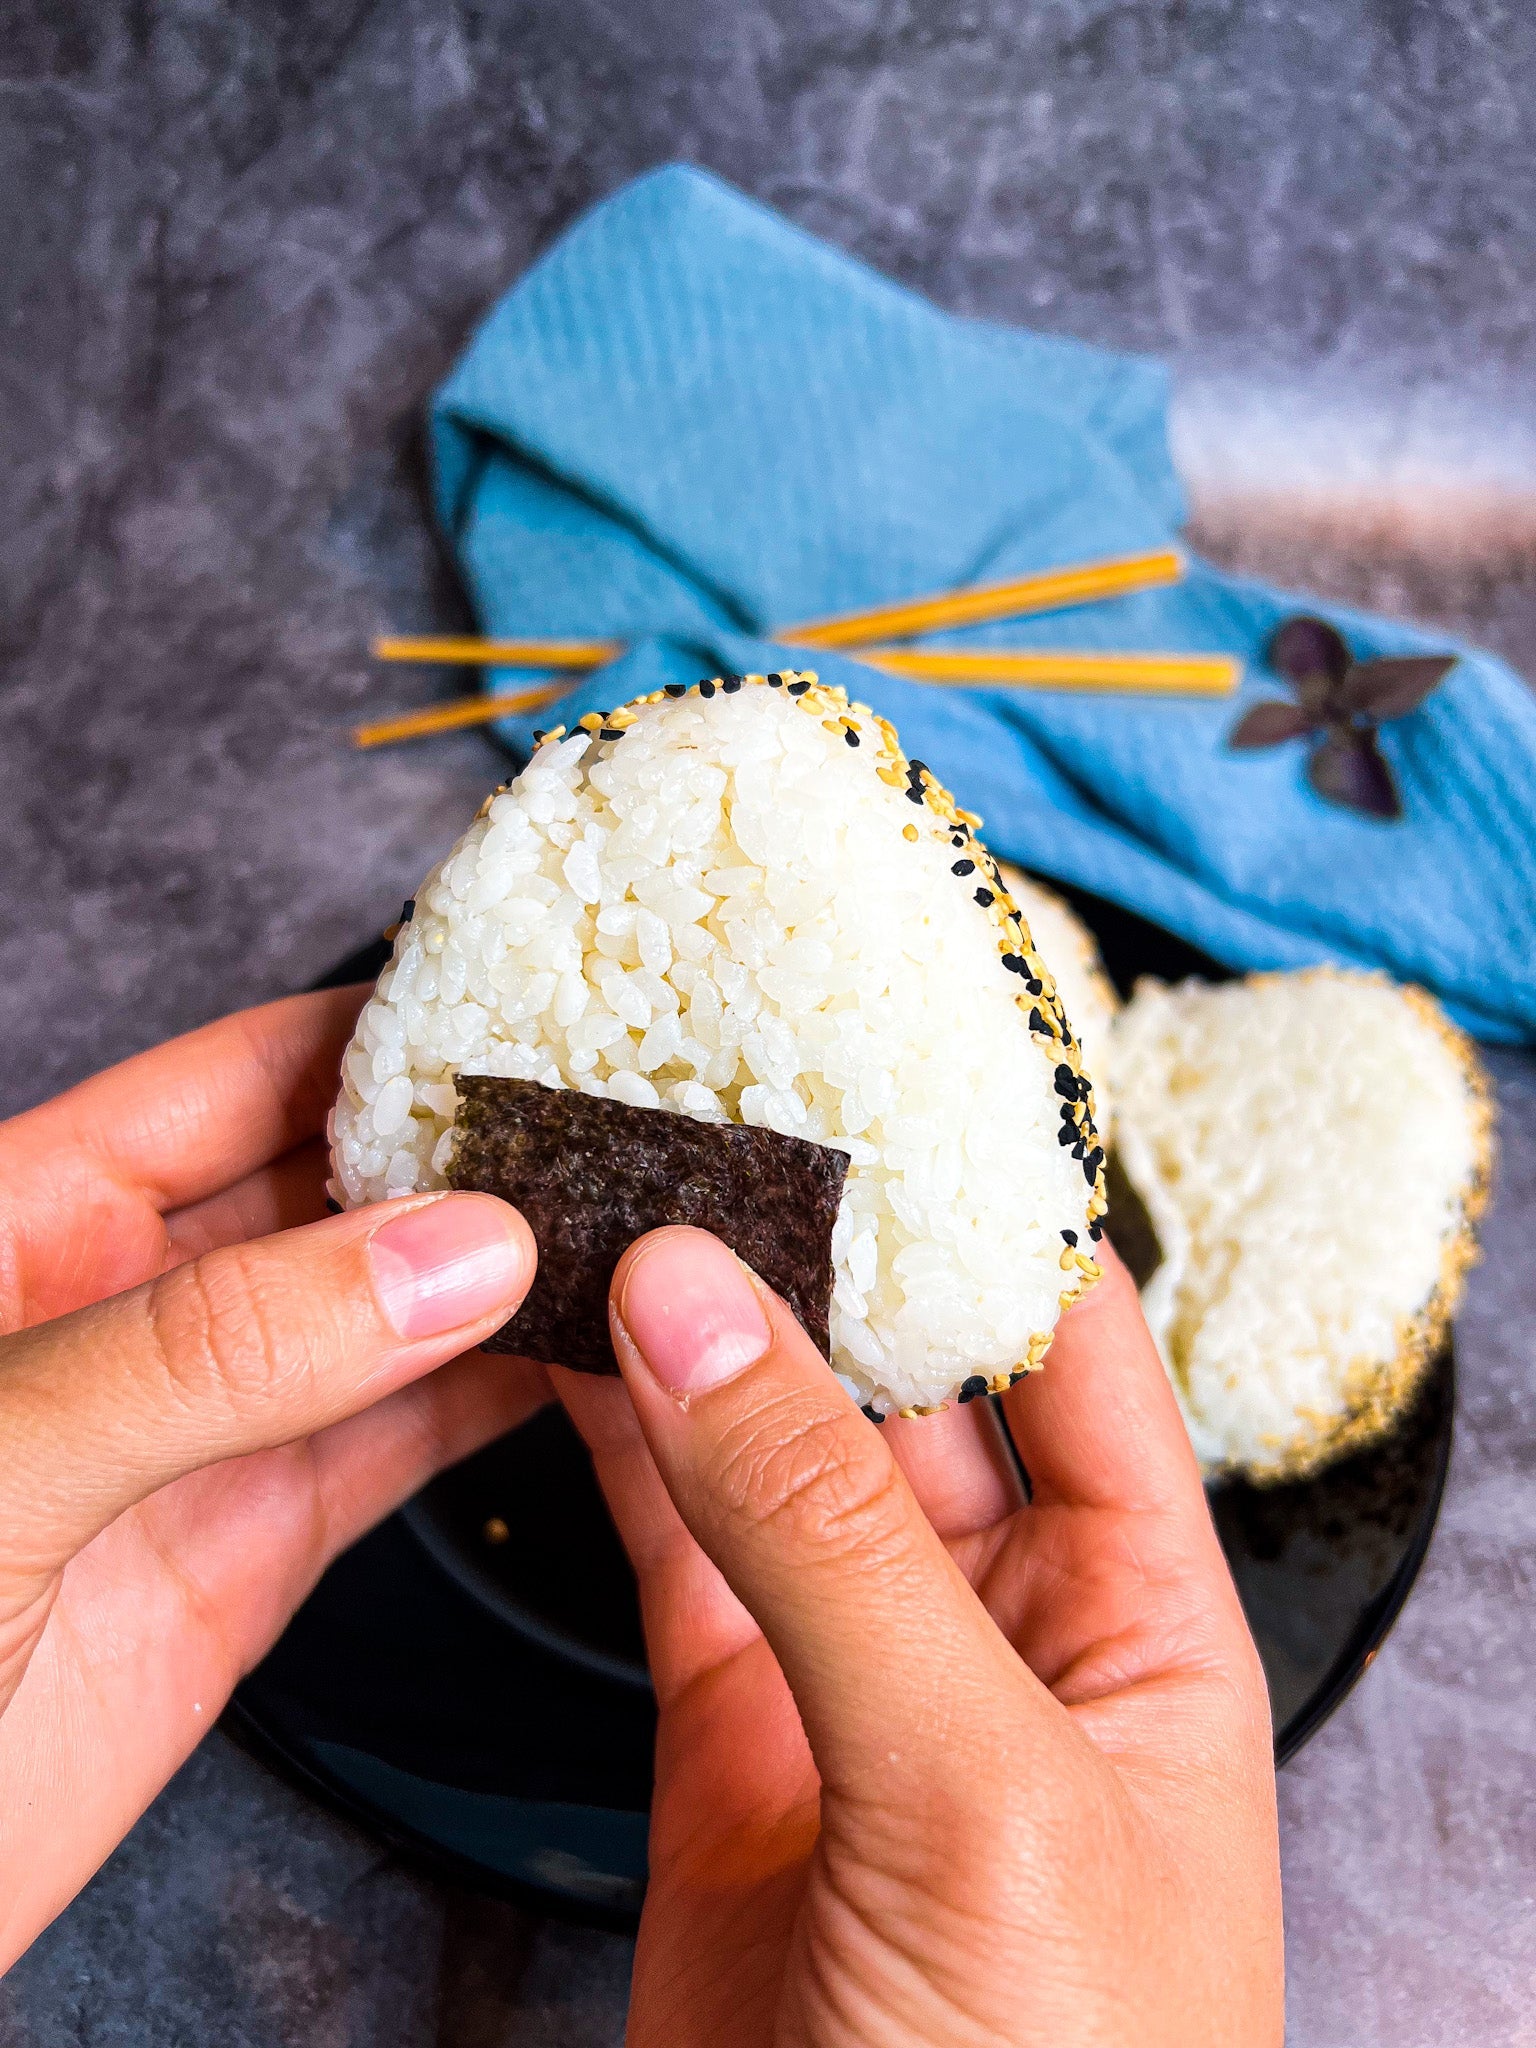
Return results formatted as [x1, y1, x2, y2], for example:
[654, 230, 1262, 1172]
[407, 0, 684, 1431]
[0, 991, 545, 1967]
[558, 1228, 1283, 2047]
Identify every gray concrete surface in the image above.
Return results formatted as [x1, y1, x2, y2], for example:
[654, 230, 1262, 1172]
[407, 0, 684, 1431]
[2, 3, 1534, 2041]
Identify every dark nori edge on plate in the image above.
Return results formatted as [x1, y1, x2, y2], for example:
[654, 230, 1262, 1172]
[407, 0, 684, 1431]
[448, 1075, 850, 1372]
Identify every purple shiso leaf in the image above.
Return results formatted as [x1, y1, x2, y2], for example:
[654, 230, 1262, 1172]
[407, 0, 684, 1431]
[1345, 654, 1457, 720]
[1297, 669, 1340, 722]
[1229, 700, 1316, 749]
[1307, 728, 1402, 819]
[1268, 615, 1351, 695]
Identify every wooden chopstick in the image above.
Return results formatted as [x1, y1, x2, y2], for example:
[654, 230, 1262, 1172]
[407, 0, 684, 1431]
[372, 635, 623, 667]
[861, 647, 1239, 696]
[368, 547, 1188, 674]
[354, 683, 571, 749]
[357, 546, 1207, 745]
[779, 548, 1185, 649]
[353, 643, 1237, 748]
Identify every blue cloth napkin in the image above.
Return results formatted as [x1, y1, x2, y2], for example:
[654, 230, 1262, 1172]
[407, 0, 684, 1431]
[430, 165, 1536, 1043]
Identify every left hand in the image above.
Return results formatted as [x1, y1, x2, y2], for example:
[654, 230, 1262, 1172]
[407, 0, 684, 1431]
[0, 990, 547, 1967]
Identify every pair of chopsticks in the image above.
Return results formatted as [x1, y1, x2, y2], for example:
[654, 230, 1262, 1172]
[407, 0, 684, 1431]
[355, 546, 1238, 748]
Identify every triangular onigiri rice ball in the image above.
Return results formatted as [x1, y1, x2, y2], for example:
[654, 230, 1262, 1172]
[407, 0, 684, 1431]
[330, 671, 1107, 1418]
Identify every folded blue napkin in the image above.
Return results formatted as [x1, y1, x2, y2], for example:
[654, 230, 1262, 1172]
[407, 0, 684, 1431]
[430, 165, 1536, 1043]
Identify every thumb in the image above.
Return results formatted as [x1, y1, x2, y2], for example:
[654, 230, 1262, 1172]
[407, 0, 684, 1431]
[0, 1192, 535, 1588]
[607, 1226, 1031, 1792]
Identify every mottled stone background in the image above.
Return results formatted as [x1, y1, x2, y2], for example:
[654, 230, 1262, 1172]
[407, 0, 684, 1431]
[3, 3, 1535, 2042]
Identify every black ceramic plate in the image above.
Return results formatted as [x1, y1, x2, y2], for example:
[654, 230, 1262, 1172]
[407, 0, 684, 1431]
[227, 892, 1454, 1918]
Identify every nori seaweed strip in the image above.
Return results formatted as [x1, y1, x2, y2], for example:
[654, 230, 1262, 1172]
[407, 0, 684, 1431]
[447, 1076, 850, 1373]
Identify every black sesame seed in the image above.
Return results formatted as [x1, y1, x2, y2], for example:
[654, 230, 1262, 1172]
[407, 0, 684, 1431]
[1088, 1218, 1104, 1241]
[1055, 1063, 1076, 1092]
[844, 727, 860, 746]
[957, 1375, 988, 1404]
[1024, 976, 1043, 996]
[952, 858, 976, 876]
[663, 683, 687, 697]
[722, 674, 743, 692]
[698, 680, 717, 697]
[1009, 1368, 1029, 1386]
[1072, 1138, 1087, 1160]
[766, 671, 783, 686]
[975, 887, 994, 907]
[788, 679, 811, 695]
[861, 1403, 886, 1425]
[531, 729, 546, 743]
[910, 759, 929, 776]
[401, 898, 416, 921]
[1082, 1147, 1104, 1182]
[1059, 1023, 1074, 1047]
[1001, 953, 1025, 974]
[1028, 1006, 1048, 1032]
[906, 786, 926, 803]
[1061, 1229, 1078, 1246]
[1058, 1124, 1076, 1146]
[599, 728, 623, 742]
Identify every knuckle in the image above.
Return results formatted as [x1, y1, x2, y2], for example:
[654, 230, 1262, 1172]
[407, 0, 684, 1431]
[710, 1388, 907, 1565]
[141, 1241, 318, 1422]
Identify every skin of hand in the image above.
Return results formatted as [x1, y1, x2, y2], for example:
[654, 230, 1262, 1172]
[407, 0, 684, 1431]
[557, 1226, 1284, 2048]
[0, 989, 546, 1968]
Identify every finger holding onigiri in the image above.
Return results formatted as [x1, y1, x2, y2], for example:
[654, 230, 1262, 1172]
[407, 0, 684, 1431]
[330, 670, 1106, 1420]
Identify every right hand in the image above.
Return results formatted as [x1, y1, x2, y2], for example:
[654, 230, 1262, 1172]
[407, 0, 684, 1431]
[558, 1227, 1283, 2047]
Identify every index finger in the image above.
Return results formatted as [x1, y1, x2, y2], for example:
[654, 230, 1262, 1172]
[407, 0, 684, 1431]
[1000, 1242, 1207, 1515]
[0, 986, 365, 1214]
[554, 1366, 766, 1704]
[883, 1399, 1026, 1541]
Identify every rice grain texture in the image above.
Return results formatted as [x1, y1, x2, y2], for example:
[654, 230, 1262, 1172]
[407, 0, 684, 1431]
[330, 673, 1105, 1416]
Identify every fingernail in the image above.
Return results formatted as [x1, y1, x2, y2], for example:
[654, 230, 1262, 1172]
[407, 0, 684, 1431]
[368, 1196, 531, 1341]
[616, 1228, 771, 1396]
